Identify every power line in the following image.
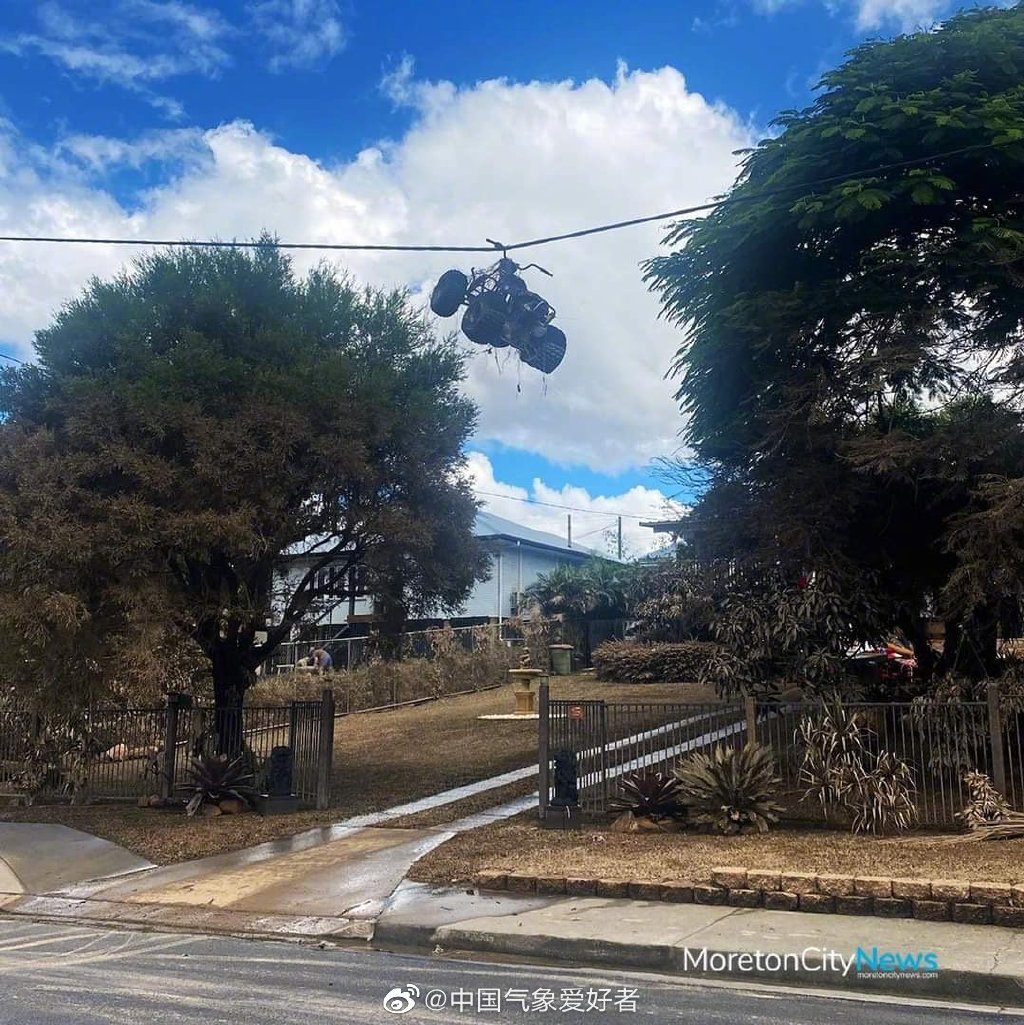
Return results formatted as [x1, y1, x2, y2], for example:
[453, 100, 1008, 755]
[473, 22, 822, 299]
[474, 488, 680, 521]
[0, 140, 1007, 257]
[0, 352, 25, 365]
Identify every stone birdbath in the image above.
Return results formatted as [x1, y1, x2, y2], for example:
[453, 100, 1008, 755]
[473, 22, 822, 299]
[507, 668, 547, 716]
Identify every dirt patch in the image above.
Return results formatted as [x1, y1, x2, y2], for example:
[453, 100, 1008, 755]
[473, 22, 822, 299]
[3, 676, 711, 865]
[408, 817, 1024, 887]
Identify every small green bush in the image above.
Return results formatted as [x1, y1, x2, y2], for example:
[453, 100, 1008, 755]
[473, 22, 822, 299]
[592, 640, 721, 682]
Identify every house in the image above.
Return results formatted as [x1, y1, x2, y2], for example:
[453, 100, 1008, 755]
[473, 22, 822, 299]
[273, 509, 595, 642]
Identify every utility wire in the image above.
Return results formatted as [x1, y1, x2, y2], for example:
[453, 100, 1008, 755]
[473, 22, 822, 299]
[0, 352, 25, 365]
[0, 140, 1008, 257]
[475, 488, 682, 521]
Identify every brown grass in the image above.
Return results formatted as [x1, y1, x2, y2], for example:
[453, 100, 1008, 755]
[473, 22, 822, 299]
[409, 816, 1024, 887]
[3, 676, 712, 865]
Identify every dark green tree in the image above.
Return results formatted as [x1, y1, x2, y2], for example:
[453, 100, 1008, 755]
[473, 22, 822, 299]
[646, 5, 1024, 684]
[0, 243, 484, 745]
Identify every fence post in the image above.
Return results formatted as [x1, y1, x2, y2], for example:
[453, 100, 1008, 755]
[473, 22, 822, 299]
[538, 679, 550, 823]
[988, 679, 1008, 796]
[316, 689, 336, 810]
[744, 694, 757, 748]
[287, 700, 299, 754]
[161, 692, 181, 801]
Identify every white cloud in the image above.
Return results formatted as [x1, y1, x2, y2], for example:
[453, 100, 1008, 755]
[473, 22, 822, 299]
[0, 64, 753, 472]
[247, 0, 346, 72]
[1, 1, 233, 117]
[751, 0, 951, 31]
[465, 453, 681, 559]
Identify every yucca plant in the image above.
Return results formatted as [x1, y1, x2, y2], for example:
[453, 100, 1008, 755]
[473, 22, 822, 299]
[839, 751, 917, 835]
[674, 742, 783, 834]
[958, 770, 1010, 830]
[179, 753, 255, 817]
[610, 770, 685, 827]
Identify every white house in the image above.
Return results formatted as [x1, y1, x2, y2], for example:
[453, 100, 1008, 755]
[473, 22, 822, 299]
[274, 510, 595, 636]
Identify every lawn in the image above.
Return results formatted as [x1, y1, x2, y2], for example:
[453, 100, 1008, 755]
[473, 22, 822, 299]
[1, 675, 713, 865]
[408, 816, 1024, 887]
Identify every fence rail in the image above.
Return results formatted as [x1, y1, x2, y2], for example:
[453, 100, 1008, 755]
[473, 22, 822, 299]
[538, 684, 1024, 828]
[0, 690, 335, 808]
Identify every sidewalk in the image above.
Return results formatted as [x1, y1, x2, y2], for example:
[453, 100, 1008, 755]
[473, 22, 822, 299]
[373, 882, 1024, 1008]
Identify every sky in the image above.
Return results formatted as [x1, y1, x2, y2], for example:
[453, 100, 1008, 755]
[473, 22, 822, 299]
[0, 0, 1001, 555]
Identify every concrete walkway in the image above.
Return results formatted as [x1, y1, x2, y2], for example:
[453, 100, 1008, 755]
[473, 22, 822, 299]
[374, 883, 1024, 1008]
[0, 823, 152, 897]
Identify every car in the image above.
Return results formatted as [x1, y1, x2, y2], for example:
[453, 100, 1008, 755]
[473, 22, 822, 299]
[429, 257, 567, 374]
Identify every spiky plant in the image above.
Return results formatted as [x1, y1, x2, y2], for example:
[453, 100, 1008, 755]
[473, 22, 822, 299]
[179, 753, 255, 817]
[610, 770, 685, 821]
[840, 751, 917, 835]
[958, 770, 1010, 830]
[674, 742, 783, 834]
[797, 699, 868, 818]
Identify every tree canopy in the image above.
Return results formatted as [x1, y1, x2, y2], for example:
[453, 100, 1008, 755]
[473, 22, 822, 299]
[0, 243, 485, 726]
[646, 4, 1024, 682]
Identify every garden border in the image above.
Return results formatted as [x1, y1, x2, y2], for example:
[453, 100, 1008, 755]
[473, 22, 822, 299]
[470, 866, 1024, 927]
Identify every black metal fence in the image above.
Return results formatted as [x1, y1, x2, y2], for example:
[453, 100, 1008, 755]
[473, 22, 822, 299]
[538, 683, 1024, 827]
[0, 690, 335, 809]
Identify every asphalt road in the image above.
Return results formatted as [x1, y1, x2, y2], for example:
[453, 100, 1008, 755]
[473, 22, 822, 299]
[0, 919, 1018, 1025]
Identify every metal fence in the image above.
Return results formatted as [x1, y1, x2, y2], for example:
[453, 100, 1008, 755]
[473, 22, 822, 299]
[538, 683, 1024, 827]
[0, 690, 335, 809]
[264, 622, 507, 674]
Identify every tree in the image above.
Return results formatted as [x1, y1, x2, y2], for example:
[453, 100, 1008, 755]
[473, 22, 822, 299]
[0, 243, 484, 746]
[645, 5, 1024, 684]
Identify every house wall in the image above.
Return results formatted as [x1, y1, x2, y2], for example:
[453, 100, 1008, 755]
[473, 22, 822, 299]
[453, 539, 586, 620]
[272, 539, 587, 629]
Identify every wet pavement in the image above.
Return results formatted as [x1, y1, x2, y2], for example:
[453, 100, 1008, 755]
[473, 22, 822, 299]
[0, 823, 152, 896]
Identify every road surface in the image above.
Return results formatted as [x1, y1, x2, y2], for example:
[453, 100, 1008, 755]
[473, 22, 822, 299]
[0, 919, 1017, 1024]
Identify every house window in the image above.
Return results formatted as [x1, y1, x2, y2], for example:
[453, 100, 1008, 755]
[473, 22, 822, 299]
[314, 565, 348, 597]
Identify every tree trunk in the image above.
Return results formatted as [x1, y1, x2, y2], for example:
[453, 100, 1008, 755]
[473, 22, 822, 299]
[211, 647, 253, 756]
[940, 605, 1000, 680]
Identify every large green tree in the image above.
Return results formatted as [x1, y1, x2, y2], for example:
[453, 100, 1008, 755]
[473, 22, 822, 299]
[646, 4, 1024, 684]
[0, 243, 484, 742]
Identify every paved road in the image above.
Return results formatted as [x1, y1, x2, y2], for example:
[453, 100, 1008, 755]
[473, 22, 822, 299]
[0, 920, 1017, 1025]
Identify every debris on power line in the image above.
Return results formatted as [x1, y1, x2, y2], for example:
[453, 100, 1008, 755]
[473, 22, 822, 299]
[429, 255, 567, 375]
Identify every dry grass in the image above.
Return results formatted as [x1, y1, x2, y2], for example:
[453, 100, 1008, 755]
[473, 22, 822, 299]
[3, 675, 711, 865]
[409, 817, 1024, 887]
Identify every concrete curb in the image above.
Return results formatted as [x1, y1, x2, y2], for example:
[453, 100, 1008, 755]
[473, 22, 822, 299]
[372, 911, 1024, 1008]
[1, 894, 371, 944]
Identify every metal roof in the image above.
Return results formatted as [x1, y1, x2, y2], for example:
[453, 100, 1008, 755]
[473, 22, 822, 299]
[473, 510, 595, 559]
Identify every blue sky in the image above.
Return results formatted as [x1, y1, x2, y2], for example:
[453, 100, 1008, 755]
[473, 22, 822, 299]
[0, 0, 999, 551]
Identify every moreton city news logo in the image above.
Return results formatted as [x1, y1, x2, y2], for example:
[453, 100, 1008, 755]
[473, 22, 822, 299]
[680, 946, 940, 980]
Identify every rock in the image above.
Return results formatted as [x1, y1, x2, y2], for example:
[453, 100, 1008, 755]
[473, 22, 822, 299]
[148, 795, 168, 808]
[218, 798, 248, 815]
[200, 802, 222, 817]
[137, 795, 150, 808]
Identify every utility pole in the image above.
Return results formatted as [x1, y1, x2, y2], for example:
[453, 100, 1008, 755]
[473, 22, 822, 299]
[617, 516, 623, 560]
[567, 514, 572, 549]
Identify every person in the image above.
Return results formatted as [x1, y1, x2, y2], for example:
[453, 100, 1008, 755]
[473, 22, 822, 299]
[312, 647, 333, 673]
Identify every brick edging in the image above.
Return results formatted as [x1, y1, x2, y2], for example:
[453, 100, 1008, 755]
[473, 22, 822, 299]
[471, 867, 1024, 927]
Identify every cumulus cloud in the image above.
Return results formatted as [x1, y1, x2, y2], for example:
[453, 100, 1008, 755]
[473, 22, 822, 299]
[465, 453, 682, 559]
[247, 0, 346, 71]
[0, 63, 753, 472]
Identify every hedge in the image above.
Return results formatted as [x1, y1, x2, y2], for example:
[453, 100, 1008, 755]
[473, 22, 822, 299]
[592, 640, 721, 683]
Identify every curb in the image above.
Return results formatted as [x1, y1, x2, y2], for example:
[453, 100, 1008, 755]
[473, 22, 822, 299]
[372, 915, 1024, 1007]
[470, 867, 1024, 928]
[1, 894, 371, 944]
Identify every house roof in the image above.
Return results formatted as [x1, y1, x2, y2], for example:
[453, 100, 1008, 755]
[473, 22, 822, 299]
[473, 510, 595, 560]
[286, 510, 597, 561]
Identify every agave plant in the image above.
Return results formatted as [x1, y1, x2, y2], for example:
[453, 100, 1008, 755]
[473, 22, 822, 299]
[179, 753, 255, 817]
[674, 742, 783, 834]
[610, 770, 685, 821]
